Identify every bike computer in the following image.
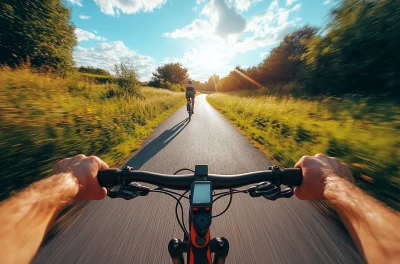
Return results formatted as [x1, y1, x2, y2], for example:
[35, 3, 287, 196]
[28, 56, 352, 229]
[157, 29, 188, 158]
[190, 181, 212, 207]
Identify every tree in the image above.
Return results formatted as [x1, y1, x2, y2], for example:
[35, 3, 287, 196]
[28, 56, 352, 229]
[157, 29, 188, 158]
[258, 25, 318, 86]
[206, 74, 219, 91]
[114, 61, 140, 96]
[300, 0, 400, 95]
[214, 26, 318, 94]
[152, 63, 188, 84]
[0, 0, 76, 73]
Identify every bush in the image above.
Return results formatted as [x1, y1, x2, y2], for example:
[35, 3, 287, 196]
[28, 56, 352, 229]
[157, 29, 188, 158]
[79, 73, 114, 84]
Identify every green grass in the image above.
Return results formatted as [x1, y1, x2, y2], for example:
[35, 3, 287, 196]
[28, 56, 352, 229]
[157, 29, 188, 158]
[0, 68, 186, 200]
[207, 92, 399, 210]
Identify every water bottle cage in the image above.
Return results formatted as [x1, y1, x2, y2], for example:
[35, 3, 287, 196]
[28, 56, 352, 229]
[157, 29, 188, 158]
[107, 182, 150, 200]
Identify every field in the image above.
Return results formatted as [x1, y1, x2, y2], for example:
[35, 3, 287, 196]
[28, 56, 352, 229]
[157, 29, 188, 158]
[0, 68, 186, 200]
[207, 91, 399, 210]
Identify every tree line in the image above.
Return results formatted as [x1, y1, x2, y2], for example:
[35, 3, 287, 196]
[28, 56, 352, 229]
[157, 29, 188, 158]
[78, 66, 112, 76]
[1, 0, 398, 96]
[148, 62, 218, 92]
[218, 0, 400, 96]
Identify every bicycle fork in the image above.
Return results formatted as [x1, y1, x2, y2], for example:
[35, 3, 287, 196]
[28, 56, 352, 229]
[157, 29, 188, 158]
[168, 237, 229, 264]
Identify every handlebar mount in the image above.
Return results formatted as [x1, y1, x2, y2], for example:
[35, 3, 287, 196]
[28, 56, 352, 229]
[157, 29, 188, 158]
[106, 167, 150, 200]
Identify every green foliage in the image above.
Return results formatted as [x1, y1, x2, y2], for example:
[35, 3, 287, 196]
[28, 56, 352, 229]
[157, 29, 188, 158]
[216, 26, 318, 93]
[151, 63, 188, 85]
[0, 0, 76, 73]
[0, 68, 186, 200]
[300, 0, 400, 96]
[208, 92, 400, 210]
[78, 66, 112, 76]
[114, 62, 141, 97]
[78, 72, 114, 84]
[148, 79, 185, 92]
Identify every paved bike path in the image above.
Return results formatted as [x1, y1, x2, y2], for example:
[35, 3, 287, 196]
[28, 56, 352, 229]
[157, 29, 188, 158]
[34, 95, 364, 264]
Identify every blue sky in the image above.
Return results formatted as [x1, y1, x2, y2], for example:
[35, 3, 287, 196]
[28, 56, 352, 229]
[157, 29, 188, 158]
[66, 0, 335, 81]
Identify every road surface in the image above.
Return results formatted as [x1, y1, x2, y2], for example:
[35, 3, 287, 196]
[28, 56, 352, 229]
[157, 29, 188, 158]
[34, 95, 364, 264]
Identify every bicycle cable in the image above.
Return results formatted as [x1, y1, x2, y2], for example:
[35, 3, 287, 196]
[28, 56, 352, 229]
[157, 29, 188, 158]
[150, 189, 189, 238]
[176, 190, 189, 237]
[173, 168, 195, 174]
[212, 189, 233, 218]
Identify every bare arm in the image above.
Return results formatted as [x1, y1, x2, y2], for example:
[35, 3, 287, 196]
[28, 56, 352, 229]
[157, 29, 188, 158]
[0, 155, 108, 264]
[325, 177, 400, 263]
[295, 154, 400, 264]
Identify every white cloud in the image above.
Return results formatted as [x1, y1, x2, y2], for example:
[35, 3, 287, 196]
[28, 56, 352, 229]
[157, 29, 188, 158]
[93, 0, 167, 16]
[163, 20, 213, 39]
[237, 1, 301, 52]
[164, 0, 246, 40]
[164, 0, 300, 50]
[66, 0, 83, 6]
[93, 30, 99, 34]
[286, 0, 297, 6]
[228, 0, 263, 11]
[78, 15, 91, 20]
[74, 41, 157, 81]
[323, 0, 331, 5]
[163, 0, 302, 80]
[260, 51, 269, 58]
[202, 0, 246, 37]
[75, 28, 107, 42]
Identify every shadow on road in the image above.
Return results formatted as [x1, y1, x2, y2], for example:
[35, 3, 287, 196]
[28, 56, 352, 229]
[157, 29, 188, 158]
[126, 118, 189, 169]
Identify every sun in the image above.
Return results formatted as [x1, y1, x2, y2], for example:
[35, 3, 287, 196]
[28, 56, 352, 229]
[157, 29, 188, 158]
[195, 48, 223, 71]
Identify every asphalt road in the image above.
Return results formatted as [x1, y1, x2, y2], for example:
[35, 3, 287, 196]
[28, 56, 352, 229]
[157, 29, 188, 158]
[33, 95, 364, 264]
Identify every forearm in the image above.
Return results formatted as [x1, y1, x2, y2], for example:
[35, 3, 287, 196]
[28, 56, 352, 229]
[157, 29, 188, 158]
[325, 176, 400, 263]
[0, 173, 79, 264]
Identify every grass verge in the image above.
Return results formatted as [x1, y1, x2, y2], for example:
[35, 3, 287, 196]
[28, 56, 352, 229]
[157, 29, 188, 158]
[0, 68, 186, 200]
[207, 92, 399, 210]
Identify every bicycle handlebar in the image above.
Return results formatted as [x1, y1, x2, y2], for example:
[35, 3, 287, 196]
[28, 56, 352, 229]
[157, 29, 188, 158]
[97, 168, 302, 190]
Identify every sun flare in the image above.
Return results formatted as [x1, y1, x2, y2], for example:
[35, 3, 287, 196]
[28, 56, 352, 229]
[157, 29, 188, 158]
[195, 48, 224, 70]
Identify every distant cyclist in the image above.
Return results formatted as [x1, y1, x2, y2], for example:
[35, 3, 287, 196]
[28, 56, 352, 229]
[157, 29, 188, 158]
[186, 80, 196, 114]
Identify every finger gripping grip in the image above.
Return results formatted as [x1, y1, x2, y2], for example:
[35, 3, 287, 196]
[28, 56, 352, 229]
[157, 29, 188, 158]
[97, 169, 119, 187]
[281, 168, 303, 186]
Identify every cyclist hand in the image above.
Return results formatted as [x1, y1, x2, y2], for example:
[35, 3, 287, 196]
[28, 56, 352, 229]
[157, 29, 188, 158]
[52, 154, 108, 200]
[294, 153, 354, 200]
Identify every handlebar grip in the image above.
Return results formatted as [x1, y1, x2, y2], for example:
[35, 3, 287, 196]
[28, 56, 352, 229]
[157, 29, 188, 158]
[97, 169, 119, 188]
[281, 168, 303, 186]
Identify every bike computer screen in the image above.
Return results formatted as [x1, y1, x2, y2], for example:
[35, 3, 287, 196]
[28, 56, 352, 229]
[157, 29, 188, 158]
[191, 181, 212, 206]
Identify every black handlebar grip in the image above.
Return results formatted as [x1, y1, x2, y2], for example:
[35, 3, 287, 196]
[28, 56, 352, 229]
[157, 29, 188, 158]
[281, 168, 303, 186]
[97, 169, 119, 188]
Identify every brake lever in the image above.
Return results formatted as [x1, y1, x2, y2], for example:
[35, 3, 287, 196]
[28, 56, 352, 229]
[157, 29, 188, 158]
[107, 182, 150, 200]
[248, 182, 294, 200]
[262, 187, 294, 200]
[248, 182, 277, 197]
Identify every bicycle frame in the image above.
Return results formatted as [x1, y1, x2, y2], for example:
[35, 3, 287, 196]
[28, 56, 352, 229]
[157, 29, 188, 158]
[168, 166, 229, 264]
[187, 98, 193, 121]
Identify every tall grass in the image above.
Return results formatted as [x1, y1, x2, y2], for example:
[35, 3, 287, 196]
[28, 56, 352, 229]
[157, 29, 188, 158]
[207, 92, 399, 210]
[0, 68, 186, 200]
